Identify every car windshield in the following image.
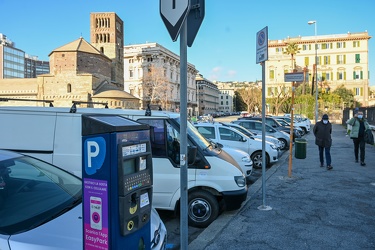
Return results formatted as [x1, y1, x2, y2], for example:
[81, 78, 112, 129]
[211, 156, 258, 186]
[175, 117, 211, 150]
[0, 154, 82, 235]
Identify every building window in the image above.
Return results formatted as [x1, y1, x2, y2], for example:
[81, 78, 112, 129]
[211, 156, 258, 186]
[221, 101, 223, 105]
[304, 57, 309, 66]
[269, 69, 275, 80]
[303, 45, 308, 51]
[353, 70, 363, 80]
[337, 70, 346, 80]
[67, 84, 71, 93]
[353, 41, 360, 48]
[322, 43, 330, 49]
[355, 54, 361, 63]
[226, 96, 228, 99]
[324, 56, 330, 65]
[226, 101, 228, 105]
[129, 69, 133, 78]
[337, 55, 346, 64]
[337, 42, 346, 48]
[276, 48, 283, 52]
[353, 87, 362, 96]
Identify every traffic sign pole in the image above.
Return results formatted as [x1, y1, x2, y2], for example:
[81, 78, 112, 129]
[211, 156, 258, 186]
[179, 19, 189, 250]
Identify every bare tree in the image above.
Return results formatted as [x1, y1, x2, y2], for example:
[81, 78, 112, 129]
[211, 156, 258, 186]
[142, 65, 171, 109]
[237, 85, 261, 114]
[269, 84, 290, 115]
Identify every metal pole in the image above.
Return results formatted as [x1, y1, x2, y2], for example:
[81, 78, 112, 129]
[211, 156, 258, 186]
[179, 18, 188, 250]
[314, 22, 318, 123]
[257, 62, 271, 211]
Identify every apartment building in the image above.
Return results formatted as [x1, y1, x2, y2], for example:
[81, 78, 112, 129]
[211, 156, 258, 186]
[196, 74, 220, 116]
[266, 31, 371, 106]
[124, 43, 198, 114]
[0, 33, 25, 79]
[216, 81, 235, 113]
[24, 55, 50, 78]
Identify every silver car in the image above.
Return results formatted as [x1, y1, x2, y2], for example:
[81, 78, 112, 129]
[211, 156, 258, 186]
[231, 120, 291, 150]
[0, 150, 167, 250]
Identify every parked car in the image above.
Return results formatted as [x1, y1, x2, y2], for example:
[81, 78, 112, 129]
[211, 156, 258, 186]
[238, 116, 302, 141]
[0, 150, 167, 250]
[220, 122, 284, 150]
[206, 139, 253, 179]
[272, 116, 310, 135]
[194, 122, 280, 168]
[231, 120, 291, 150]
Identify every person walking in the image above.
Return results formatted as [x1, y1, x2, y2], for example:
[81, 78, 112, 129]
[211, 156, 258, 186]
[313, 114, 333, 170]
[347, 111, 370, 166]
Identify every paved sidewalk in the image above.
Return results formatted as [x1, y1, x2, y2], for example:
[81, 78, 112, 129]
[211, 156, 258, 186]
[190, 124, 375, 250]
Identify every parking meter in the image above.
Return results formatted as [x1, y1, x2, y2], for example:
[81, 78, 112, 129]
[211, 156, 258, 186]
[81, 114, 153, 250]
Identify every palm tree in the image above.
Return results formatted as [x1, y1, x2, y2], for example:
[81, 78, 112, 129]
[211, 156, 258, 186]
[283, 42, 301, 71]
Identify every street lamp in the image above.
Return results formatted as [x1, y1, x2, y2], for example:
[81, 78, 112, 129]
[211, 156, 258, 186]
[308, 20, 318, 123]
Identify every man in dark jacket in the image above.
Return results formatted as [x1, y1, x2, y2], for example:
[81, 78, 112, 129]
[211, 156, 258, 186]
[313, 114, 333, 170]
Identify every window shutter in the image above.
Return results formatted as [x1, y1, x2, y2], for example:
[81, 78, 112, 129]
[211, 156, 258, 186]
[344, 72, 346, 80]
[343, 42, 346, 48]
[328, 56, 331, 64]
[336, 55, 339, 64]
[360, 71, 363, 79]
[353, 71, 356, 80]
[344, 55, 346, 64]
[360, 87, 363, 95]
[305, 57, 309, 66]
[330, 43, 333, 49]
[337, 72, 339, 80]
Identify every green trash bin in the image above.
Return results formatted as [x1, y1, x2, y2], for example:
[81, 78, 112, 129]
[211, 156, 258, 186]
[295, 138, 307, 159]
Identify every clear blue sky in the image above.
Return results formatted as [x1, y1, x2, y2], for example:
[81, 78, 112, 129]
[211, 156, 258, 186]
[1, 0, 374, 85]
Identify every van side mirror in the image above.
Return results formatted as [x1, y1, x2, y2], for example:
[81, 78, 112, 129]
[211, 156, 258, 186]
[188, 146, 197, 165]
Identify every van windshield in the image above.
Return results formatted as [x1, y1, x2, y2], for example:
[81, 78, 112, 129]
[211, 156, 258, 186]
[174, 118, 211, 150]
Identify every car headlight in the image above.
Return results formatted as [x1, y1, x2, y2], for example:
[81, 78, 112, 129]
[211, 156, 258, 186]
[234, 176, 246, 187]
[151, 223, 162, 248]
[241, 155, 251, 163]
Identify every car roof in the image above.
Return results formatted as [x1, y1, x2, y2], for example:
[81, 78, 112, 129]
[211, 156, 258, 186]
[0, 149, 22, 161]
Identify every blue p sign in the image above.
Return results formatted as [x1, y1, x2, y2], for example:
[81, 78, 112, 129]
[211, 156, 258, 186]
[84, 137, 106, 175]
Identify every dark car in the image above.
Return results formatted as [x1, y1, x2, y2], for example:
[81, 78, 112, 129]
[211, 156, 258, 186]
[238, 116, 302, 141]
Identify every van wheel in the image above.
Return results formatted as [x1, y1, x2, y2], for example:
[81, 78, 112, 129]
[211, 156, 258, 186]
[251, 152, 269, 169]
[188, 190, 219, 228]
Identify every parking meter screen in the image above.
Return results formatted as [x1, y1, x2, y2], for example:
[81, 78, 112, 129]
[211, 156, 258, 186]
[122, 159, 136, 175]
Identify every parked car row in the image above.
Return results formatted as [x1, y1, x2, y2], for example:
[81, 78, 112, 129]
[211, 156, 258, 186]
[194, 122, 281, 169]
[0, 106, 249, 232]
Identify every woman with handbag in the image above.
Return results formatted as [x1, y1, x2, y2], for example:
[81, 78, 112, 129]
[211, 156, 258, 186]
[347, 111, 371, 166]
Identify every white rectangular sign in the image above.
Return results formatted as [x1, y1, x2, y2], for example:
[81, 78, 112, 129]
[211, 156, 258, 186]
[284, 73, 304, 82]
[256, 26, 268, 64]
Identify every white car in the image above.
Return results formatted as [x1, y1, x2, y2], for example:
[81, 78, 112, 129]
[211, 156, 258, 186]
[207, 139, 253, 178]
[231, 120, 291, 150]
[194, 122, 280, 168]
[0, 150, 167, 250]
[221, 122, 284, 150]
[274, 116, 310, 135]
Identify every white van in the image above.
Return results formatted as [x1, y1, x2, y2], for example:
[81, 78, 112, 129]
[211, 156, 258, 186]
[0, 106, 247, 228]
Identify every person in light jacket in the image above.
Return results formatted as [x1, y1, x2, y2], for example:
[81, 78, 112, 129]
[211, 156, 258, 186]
[347, 111, 370, 166]
[313, 114, 333, 170]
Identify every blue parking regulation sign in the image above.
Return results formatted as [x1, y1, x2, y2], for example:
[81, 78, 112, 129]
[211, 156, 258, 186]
[256, 26, 268, 64]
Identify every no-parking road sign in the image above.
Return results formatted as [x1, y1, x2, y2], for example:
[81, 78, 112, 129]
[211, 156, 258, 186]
[256, 26, 268, 64]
